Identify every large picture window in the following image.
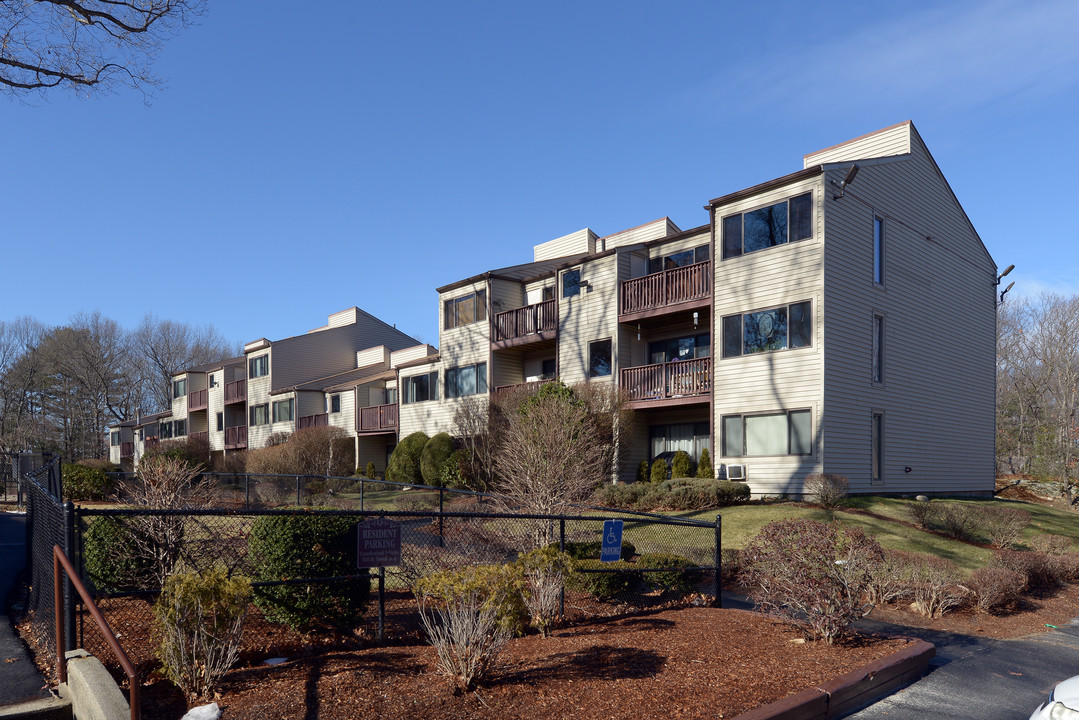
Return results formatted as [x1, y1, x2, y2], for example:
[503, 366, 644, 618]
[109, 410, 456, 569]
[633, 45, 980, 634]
[722, 301, 811, 357]
[272, 398, 294, 423]
[249, 354, 269, 379]
[250, 404, 269, 426]
[722, 192, 812, 259]
[402, 371, 438, 404]
[446, 362, 488, 398]
[650, 422, 711, 461]
[722, 410, 812, 457]
[444, 290, 487, 330]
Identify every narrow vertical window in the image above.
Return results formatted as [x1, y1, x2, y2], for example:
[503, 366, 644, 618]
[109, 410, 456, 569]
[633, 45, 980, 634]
[871, 412, 884, 482]
[872, 315, 884, 383]
[873, 217, 884, 284]
[563, 269, 581, 298]
[589, 339, 612, 377]
[216, 412, 224, 431]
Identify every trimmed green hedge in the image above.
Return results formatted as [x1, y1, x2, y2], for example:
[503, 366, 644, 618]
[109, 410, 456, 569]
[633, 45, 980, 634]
[83, 517, 154, 592]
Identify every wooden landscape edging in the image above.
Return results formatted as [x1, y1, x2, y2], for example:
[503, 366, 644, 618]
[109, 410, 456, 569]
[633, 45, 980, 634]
[731, 640, 935, 720]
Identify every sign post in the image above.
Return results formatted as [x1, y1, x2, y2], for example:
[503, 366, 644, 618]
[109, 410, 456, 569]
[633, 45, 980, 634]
[357, 518, 402, 641]
[600, 519, 624, 562]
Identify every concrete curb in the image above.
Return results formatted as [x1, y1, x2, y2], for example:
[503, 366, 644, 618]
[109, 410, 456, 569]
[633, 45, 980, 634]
[732, 639, 936, 720]
[57, 650, 130, 720]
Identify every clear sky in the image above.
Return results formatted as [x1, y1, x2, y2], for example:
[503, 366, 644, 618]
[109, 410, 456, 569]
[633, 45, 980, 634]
[5, 0, 1078, 348]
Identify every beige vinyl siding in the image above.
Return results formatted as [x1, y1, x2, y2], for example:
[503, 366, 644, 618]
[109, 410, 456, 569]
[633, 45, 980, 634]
[329, 389, 355, 436]
[356, 346, 391, 368]
[207, 373, 224, 451]
[490, 278, 525, 313]
[558, 255, 618, 385]
[398, 360, 448, 437]
[820, 127, 995, 495]
[435, 281, 493, 433]
[246, 348, 274, 448]
[713, 177, 826, 495]
[493, 352, 524, 389]
[601, 218, 679, 251]
[390, 344, 438, 368]
[534, 228, 597, 262]
[646, 231, 710, 261]
[803, 122, 913, 168]
[523, 278, 555, 304]
[357, 436, 394, 473]
[297, 391, 323, 420]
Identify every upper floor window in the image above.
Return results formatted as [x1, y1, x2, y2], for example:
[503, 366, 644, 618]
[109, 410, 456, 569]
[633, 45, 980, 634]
[216, 412, 224, 431]
[330, 394, 341, 413]
[722, 192, 813, 259]
[173, 378, 187, 400]
[250, 404, 269, 426]
[722, 301, 811, 357]
[446, 362, 488, 398]
[444, 290, 487, 330]
[562, 268, 581, 298]
[272, 398, 294, 423]
[589, 339, 612, 378]
[402, 371, 438, 404]
[249, 354, 269, 379]
[209, 373, 218, 388]
[874, 216, 884, 284]
[110, 432, 120, 447]
[648, 245, 710, 274]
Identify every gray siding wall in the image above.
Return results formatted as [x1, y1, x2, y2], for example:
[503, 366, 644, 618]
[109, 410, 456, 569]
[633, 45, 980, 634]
[820, 128, 995, 494]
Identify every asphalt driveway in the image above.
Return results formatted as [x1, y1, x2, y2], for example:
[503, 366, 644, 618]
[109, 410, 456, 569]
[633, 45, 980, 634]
[0, 511, 50, 707]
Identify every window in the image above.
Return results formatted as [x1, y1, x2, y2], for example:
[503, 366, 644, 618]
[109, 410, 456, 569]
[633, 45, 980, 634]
[541, 358, 556, 379]
[562, 268, 581, 298]
[110, 432, 120, 447]
[160, 421, 173, 439]
[173, 378, 187, 400]
[173, 419, 186, 437]
[874, 217, 884, 284]
[209, 373, 217, 388]
[722, 301, 811, 357]
[386, 387, 398, 405]
[330, 394, 341, 413]
[872, 412, 884, 481]
[648, 245, 710, 274]
[216, 412, 223, 431]
[722, 410, 812, 457]
[446, 363, 487, 398]
[589, 339, 612, 377]
[722, 192, 812, 259]
[250, 404, 269, 426]
[272, 398, 294, 423]
[872, 315, 884, 383]
[649, 334, 710, 364]
[249, 354, 269, 378]
[542, 286, 555, 302]
[402, 372, 438, 404]
[650, 422, 711, 460]
[444, 290, 487, 330]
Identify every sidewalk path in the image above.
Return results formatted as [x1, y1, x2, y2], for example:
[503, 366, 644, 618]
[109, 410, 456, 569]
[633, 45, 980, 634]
[0, 512, 50, 706]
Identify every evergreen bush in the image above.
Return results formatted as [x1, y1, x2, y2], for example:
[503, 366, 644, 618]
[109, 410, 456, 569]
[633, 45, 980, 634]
[387, 431, 429, 484]
[63, 463, 110, 501]
[671, 451, 692, 479]
[637, 460, 650, 484]
[650, 458, 668, 483]
[639, 552, 697, 594]
[420, 432, 456, 487]
[82, 517, 155, 592]
[696, 448, 714, 479]
[566, 559, 642, 600]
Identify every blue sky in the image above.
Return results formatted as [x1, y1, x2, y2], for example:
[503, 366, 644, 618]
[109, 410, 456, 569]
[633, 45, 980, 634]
[5, 0, 1078, 348]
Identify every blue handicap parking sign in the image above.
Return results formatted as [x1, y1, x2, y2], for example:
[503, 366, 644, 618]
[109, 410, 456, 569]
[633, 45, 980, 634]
[600, 519, 624, 562]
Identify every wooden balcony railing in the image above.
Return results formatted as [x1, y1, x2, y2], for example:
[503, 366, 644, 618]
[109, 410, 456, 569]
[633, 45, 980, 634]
[358, 403, 398, 432]
[144, 436, 159, 450]
[224, 378, 247, 405]
[298, 413, 329, 430]
[190, 431, 209, 444]
[619, 260, 711, 316]
[120, 441, 134, 458]
[187, 389, 208, 412]
[493, 299, 557, 343]
[493, 379, 555, 397]
[619, 357, 712, 402]
[224, 425, 248, 450]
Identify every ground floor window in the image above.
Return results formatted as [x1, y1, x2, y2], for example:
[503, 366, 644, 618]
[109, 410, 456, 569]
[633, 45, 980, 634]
[272, 398, 294, 423]
[250, 403, 269, 426]
[649, 422, 710, 461]
[446, 362, 488, 398]
[173, 419, 187, 438]
[872, 412, 884, 481]
[722, 409, 812, 457]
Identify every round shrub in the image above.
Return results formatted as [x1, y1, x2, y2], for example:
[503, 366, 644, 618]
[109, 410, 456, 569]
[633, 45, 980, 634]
[420, 432, 455, 486]
[671, 451, 692, 479]
[83, 517, 154, 592]
[696, 448, 714, 479]
[556, 539, 635, 561]
[639, 552, 698, 594]
[248, 513, 370, 631]
[63, 463, 111, 501]
[366, 461, 377, 480]
[650, 459, 668, 484]
[566, 559, 642, 601]
[387, 431, 429, 484]
[414, 562, 528, 637]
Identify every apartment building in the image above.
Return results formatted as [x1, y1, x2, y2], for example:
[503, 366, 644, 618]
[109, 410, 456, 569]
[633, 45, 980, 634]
[395, 121, 997, 495]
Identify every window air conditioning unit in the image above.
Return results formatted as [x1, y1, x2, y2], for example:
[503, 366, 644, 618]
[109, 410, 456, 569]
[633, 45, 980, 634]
[726, 464, 746, 481]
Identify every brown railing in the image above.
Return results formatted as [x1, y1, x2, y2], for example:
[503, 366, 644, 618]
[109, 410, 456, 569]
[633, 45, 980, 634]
[189, 431, 209, 443]
[298, 413, 329, 430]
[493, 379, 555, 397]
[144, 436, 159, 450]
[619, 357, 711, 402]
[493, 299, 557, 343]
[358, 403, 397, 432]
[187, 389, 208, 412]
[54, 545, 140, 720]
[120, 442, 134, 458]
[224, 425, 248, 449]
[224, 378, 247, 405]
[620, 260, 711, 316]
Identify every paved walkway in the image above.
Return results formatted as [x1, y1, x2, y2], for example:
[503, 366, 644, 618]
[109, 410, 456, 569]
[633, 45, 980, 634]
[0, 511, 51, 707]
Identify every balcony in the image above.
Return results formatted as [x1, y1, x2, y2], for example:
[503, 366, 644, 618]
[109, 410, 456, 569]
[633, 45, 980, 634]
[358, 403, 398, 433]
[298, 413, 329, 430]
[188, 389, 208, 412]
[120, 442, 134, 458]
[620, 357, 712, 407]
[619, 261, 711, 322]
[144, 436, 159, 450]
[190, 431, 209, 444]
[224, 425, 248, 450]
[224, 378, 247, 405]
[492, 299, 557, 349]
[493, 379, 555, 398]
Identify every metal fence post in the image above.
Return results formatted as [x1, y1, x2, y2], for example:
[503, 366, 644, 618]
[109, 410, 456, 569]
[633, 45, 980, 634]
[63, 501, 77, 652]
[714, 514, 722, 609]
[360, 478, 365, 511]
[438, 488, 444, 548]
[559, 518, 566, 617]
[295, 475, 301, 506]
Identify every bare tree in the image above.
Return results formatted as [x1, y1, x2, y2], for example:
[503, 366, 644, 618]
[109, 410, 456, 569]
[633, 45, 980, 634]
[1, 0, 205, 99]
[0, 317, 47, 452]
[132, 314, 238, 412]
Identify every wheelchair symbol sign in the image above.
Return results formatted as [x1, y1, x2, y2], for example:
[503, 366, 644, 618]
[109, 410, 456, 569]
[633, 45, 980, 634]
[600, 519, 624, 562]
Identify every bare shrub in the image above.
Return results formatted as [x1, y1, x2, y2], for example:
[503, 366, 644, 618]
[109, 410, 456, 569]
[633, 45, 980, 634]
[865, 549, 917, 605]
[980, 506, 1031, 549]
[989, 549, 1061, 589]
[739, 519, 883, 644]
[416, 588, 511, 691]
[966, 567, 1026, 613]
[905, 499, 935, 529]
[935, 503, 979, 540]
[1030, 534, 1072, 555]
[908, 555, 967, 617]
[1051, 553, 1079, 583]
[804, 473, 849, 508]
[518, 547, 572, 637]
[244, 427, 352, 476]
